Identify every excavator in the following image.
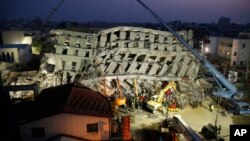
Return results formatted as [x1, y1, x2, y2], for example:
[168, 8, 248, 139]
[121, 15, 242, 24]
[147, 81, 177, 112]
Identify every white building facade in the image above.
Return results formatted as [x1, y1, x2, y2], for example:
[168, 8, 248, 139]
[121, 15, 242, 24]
[204, 33, 250, 67]
[0, 44, 32, 65]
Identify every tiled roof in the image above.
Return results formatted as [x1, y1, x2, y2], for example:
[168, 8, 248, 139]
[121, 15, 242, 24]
[30, 83, 112, 120]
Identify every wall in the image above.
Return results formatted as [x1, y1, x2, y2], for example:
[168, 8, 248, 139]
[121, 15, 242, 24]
[2, 31, 32, 45]
[19, 113, 110, 141]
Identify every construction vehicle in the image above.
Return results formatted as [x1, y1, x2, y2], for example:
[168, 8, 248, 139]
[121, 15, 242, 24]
[147, 81, 177, 112]
[136, 0, 249, 115]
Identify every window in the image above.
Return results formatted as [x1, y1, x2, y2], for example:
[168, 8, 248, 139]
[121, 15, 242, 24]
[144, 42, 150, 49]
[172, 46, 176, 51]
[226, 42, 232, 47]
[86, 35, 92, 45]
[135, 32, 140, 40]
[240, 61, 243, 66]
[205, 40, 210, 44]
[31, 128, 45, 138]
[233, 61, 236, 66]
[145, 34, 150, 41]
[62, 48, 68, 55]
[234, 52, 237, 56]
[85, 51, 90, 57]
[154, 35, 159, 43]
[242, 43, 246, 48]
[87, 123, 98, 132]
[133, 42, 138, 47]
[72, 62, 77, 71]
[74, 50, 78, 56]
[220, 42, 225, 46]
[64, 41, 69, 46]
[76, 43, 80, 48]
[164, 37, 168, 43]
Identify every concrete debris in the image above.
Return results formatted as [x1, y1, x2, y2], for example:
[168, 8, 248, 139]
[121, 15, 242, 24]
[2, 27, 211, 109]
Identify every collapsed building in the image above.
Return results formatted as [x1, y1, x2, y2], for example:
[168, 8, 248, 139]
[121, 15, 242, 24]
[1, 27, 210, 106]
[39, 26, 210, 108]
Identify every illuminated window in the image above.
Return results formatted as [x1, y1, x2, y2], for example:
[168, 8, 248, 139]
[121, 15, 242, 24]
[87, 123, 98, 132]
[31, 128, 45, 138]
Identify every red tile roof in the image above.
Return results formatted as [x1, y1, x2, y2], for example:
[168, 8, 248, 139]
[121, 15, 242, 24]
[30, 83, 112, 120]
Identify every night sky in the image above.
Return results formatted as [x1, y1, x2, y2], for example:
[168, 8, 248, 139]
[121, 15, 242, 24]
[0, 0, 250, 24]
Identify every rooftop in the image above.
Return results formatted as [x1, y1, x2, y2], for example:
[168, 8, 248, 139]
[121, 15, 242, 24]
[26, 83, 112, 122]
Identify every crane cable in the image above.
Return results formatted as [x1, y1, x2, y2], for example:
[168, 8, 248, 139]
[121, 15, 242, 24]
[46, 0, 66, 23]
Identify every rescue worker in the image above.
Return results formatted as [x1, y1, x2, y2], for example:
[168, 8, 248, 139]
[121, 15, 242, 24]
[210, 104, 214, 112]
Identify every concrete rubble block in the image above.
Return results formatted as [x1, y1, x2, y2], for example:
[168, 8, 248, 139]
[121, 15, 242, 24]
[177, 63, 188, 77]
[148, 63, 160, 76]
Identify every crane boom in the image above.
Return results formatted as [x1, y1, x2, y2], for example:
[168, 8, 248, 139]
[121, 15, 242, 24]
[136, 0, 238, 99]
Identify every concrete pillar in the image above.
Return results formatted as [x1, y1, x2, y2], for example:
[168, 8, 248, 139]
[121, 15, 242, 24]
[177, 63, 188, 77]
[137, 63, 149, 74]
[157, 64, 169, 76]
[148, 63, 160, 75]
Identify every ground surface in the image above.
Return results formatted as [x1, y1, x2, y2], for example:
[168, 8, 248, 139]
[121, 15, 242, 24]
[118, 97, 250, 141]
